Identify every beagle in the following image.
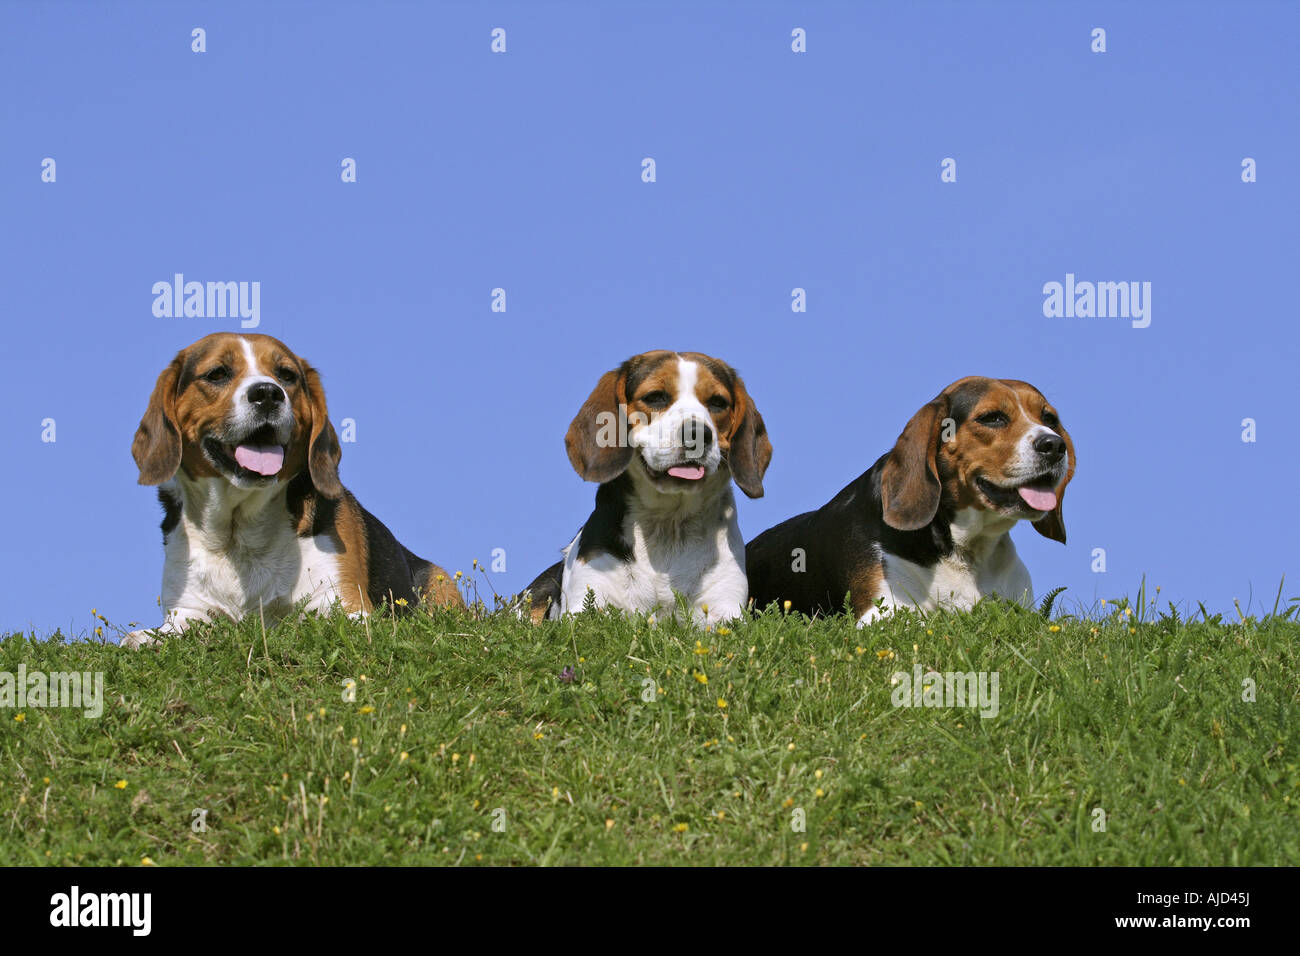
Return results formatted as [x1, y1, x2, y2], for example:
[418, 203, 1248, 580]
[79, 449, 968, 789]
[525, 351, 772, 626]
[123, 333, 462, 648]
[746, 377, 1074, 626]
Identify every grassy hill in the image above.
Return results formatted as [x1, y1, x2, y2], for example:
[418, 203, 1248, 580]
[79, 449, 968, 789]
[2, 592, 1297, 865]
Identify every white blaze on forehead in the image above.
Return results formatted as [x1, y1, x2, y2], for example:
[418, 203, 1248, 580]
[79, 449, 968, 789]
[239, 336, 270, 379]
[650, 358, 709, 436]
[237, 336, 278, 392]
[1011, 389, 1061, 438]
[672, 358, 709, 417]
[677, 357, 697, 401]
[1005, 389, 1060, 465]
[1016, 401, 1063, 457]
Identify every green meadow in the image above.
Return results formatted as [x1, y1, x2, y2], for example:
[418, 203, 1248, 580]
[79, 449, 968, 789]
[2, 589, 1297, 865]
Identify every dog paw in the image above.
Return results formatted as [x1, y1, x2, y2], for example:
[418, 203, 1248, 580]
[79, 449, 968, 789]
[121, 630, 162, 650]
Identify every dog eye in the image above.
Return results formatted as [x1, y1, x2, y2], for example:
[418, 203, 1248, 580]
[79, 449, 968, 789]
[276, 366, 299, 386]
[640, 391, 671, 410]
[204, 366, 231, 385]
[976, 411, 1009, 428]
[705, 396, 730, 413]
[1042, 410, 1060, 428]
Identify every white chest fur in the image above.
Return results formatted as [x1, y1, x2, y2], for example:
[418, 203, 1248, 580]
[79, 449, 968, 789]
[159, 476, 342, 627]
[558, 485, 749, 626]
[859, 508, 1034, 626]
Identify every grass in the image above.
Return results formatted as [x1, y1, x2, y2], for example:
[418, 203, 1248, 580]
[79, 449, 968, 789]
[2, 591, 1298, 866]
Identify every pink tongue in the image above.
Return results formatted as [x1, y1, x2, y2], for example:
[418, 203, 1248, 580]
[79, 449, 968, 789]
[1018, 485, 1057, 511]
[667, 465, 705, 480]
[234, 444, 284, 476]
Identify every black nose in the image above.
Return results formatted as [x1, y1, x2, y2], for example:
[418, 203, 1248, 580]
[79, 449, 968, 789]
[247, 381, 285, 411]
[681, 420, 713, 454]
[1034, 432, 1066, 460]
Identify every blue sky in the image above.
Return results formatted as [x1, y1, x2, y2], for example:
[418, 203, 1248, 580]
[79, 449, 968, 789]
[2, 1, 1296, 637]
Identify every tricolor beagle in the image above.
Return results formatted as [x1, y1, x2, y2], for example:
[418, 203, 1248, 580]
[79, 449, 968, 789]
[746, 377, 1074, 626]
[525, 351, 772, 626]
[123, 333, 462, 648]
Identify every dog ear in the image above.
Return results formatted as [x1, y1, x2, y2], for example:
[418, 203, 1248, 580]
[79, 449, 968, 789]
[303, 362, 343, 499]
[726, 375, 772, 499]
[565, 367, 634, 483]
[132, 355, 184, 485]
[1032, 421, 1075, 544]
[880, 395, 947, 531]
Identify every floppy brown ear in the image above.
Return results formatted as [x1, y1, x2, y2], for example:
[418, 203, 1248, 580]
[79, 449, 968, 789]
[1032, 422, 1075, 544]
[565, 368, 634, 483]
[303, 363, 343, 499]
[727, 376, 772, 499]
[880, 396, 947, 531]
[132, 356, 184, 485]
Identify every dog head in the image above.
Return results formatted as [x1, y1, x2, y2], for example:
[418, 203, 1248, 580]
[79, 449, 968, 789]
[132, 333, 342, 498]
[564, 350, 772, 499]
[880, 376, 1075, 542]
